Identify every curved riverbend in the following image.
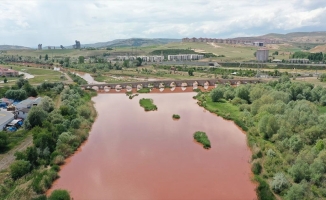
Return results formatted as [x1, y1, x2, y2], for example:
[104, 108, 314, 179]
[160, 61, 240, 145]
[48, 92, 257, 200]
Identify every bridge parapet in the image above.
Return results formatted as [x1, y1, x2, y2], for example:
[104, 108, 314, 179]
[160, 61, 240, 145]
[80, 78, 261, 90]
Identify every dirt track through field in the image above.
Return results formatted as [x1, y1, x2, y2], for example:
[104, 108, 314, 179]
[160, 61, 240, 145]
[0, 135, 33, 171]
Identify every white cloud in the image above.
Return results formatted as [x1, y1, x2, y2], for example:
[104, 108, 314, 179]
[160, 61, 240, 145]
[0, 0, 325, 47]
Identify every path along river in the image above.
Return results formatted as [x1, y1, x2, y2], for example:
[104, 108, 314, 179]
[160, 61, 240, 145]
[47, 90, 257, 200]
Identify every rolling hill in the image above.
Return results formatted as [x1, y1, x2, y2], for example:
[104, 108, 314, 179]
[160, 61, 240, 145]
[65, 38, 181, 48]
[260, 31, 326, 43]
[0, 45, 31, 50]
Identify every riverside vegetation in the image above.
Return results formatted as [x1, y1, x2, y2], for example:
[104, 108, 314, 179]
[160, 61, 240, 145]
[195, 76, 326, 199]
[0, 79, 97, 199]
[193, 131, 211, 149]
[139, 98, 157, 111]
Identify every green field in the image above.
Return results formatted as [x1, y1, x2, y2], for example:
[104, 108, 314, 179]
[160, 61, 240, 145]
[0, 65, 65, 85]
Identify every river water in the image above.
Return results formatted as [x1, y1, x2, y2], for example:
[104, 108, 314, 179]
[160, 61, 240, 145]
[48, 92, 257, 200]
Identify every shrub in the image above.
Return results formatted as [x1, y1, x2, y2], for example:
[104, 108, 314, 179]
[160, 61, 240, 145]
[252, 162, 262, 175]
[78, 106, 91, 119]
[172, 114, 180, 119]
[10, 160, 31, 180]
[193, 131, 211, 149]
[271, 172, 289, 194]
[210, 88, 224, 102]
[48, 189, 71, 200]
[53, 155, 65, 165]
[255, 176, 276, 200]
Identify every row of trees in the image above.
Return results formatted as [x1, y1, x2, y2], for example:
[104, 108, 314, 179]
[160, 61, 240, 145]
[292, 52, 324, 61]
[206, 77, 326, 199]
[0, 84, 95, 199]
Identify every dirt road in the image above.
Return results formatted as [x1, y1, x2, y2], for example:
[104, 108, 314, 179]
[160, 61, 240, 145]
[0, 135, 33, 171]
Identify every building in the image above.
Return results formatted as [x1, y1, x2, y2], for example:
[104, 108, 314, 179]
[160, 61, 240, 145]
[116, 56, 164, 62]
[15, 97, 42, 119]
[256, 49, 269, 62]
[167, 54, 204, 61]
[0, 111, 14, 130]
[15, 97, 42, 111]
[74, 40, 81, 49]
[0, 68, 19, 77]
[182, 37, 280, 44]
[288, 59, 309, 64]
[253, 42, 264, 47]
[38, 44, 42, 50]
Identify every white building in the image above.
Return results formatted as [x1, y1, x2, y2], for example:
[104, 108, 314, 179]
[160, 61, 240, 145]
[15, 97, 42, 119]
[256, 49, 269, 62]
[116, 56, 164, 62]
[167, 54, 204, 61]
[0, 111, 14, 130]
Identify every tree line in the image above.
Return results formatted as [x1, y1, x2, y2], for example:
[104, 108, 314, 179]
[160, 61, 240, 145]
[197, 76, 326, 199]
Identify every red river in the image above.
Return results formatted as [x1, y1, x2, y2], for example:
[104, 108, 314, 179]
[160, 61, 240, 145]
[48, 92, 257, 200]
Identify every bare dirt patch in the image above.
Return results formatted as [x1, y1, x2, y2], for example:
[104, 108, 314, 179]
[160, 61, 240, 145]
[310, 44, 326, 53]
[208, 43, 222, 48]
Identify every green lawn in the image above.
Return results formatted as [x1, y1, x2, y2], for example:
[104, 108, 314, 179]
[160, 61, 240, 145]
[0, 65, 65, 85]
[318, 105, 326, 114]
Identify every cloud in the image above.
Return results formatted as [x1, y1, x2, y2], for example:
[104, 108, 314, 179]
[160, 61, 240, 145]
[0, 0, 325, 47]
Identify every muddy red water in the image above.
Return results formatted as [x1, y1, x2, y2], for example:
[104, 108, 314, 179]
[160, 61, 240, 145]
[48, 92, 257, 200]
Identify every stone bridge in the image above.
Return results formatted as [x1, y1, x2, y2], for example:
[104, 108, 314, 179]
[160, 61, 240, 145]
[80, 78, 261, 90]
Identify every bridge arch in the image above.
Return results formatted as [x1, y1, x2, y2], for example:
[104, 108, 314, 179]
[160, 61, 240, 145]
[104, 86, 110, 92]
[92, 86, 99, 91]
[159, 82, 165, 88]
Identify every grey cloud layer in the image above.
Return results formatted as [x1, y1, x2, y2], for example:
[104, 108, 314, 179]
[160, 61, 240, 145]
[0, 0, 325, 47]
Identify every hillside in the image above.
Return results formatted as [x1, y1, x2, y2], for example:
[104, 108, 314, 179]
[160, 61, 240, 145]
[65, 38, 181, 48]
[260, 31, 326, 43]
[0, 45, 31, 50]
[310, 44, 326, 53]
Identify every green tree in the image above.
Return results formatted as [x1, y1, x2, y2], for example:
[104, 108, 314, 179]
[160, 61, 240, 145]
[285, 181, 311, 200]
[188, 69, 194, 76]
[24, 106, 48, 129]
[0, 132, 8, 151]
[10, 160, 31, 180]
[78, 56, 85, 64]
[136, 57, 142, 66]
[91, 67, 97, 73]
[5, 89, 27, 100]
[123, 60, 129, 68]
[45, 54, 49, 61]
[48, 189, 71, 200]
[39, 96, 54, 112]
[236, 85, 250, 103]
[210, 87, 224, 102]
[39, 55, 42, 60]
[288, 158, 310, 183]
[16, 78, 28, 88]
[271, 172, 289, 194]
[4, 77, 7, 83]
[22, 82, 38, 97]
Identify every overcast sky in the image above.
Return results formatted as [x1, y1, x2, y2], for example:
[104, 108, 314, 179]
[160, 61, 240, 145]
[1, 0, 326, 47]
